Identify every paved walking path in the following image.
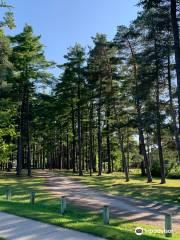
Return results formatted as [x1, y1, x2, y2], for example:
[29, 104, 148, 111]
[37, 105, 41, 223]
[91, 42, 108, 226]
[0, 212, 106, 240]
[42, 170, 180, 232]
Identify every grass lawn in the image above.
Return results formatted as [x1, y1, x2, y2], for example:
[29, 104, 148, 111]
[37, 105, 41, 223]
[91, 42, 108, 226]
[0, 170, 179, 240]
[55, 169, 180, 205]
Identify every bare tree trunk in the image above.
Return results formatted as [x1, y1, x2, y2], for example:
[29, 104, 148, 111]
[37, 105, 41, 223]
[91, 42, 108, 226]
[126, 126, 130, 171]
[121, 134, 129, 182]
[127, 40, 152, 183]
[146, 134, 151, 167]
[171, 0, 180, 129]
[17, 87, 25, 175]
[92, 135, 97, 172]
[26, 87, 31, 177]
[16, 89, 23, 176]
[114, 104, 129, 181]
[77, 82, 83, 176]
[85, 134, 88, 172]
[137, 105, 152, 182]
[155, 40, 165, 184]
[60, 142, 63, 170]
[17, 136, 22, 176]
[97, 78, 102, 176]
[32, 144, 35, 169]
[167, 49, 180, 163]
[71, 103, 76, 172]
[42, 147, 45, 169]
[106, 104, 111, 173]
[66, 128, 70, 170]
[81, 124, 85, 171]
[89, 101, 93, 176]
[156, 91, 165, 184]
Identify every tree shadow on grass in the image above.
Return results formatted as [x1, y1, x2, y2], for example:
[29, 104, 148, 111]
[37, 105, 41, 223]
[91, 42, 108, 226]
[68, 172, 180, 205]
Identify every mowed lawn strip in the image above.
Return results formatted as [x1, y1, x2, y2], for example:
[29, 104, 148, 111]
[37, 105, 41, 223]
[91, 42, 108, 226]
[0, 171, 179, 240]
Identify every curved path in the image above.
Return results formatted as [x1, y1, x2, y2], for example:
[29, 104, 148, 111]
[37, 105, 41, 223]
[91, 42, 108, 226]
[42, 170, 180, 232]
[0, 212, 106, 240]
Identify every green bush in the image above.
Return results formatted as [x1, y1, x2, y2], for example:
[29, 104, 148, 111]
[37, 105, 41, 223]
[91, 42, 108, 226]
[151, 161, 161, 177]
[151, 160, 172, 177]
[167, 165, 180, 179]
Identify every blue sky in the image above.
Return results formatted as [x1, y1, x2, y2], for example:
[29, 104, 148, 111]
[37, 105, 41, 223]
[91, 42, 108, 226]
[5, 0, 139, 76]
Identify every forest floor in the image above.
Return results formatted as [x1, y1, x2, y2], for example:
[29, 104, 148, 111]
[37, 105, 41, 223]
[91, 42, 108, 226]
[0, 170, 179, 240]
[43, 170, 180, 232]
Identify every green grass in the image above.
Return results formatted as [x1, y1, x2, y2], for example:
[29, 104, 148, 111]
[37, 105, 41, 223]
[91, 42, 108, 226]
[55, 169, 180, 205]
[0, 171, 179, 240]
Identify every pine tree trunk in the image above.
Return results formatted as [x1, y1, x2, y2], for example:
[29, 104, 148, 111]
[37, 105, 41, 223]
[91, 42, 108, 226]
[120, 134, 129, 182]
[39, 149, 42, 169]
[97, 78, 102, 175]
[127, 40, 152, 183]
[20, 88, 26, 170]
[171, 0, 180, 129]
[155, 40, 165, 184]
[66, 128, 70, 170]
[42, 147, 45, 170]
[137, 105, 152, 182]
[167, 50, 180, 163]
[118, 130, 129, 181]
[126, 126, 130, 171]
[16, 87, 23, 176]
[60, 142, 63, 170]
[106, 104, 111, 173]
[85, 137, 88, 172]
[146, 134, 151, 167]
[89, 101, 93, 176]
[92, 135, 97, 172]
[32, 145, 35, 169]
[59, 139, 62, 169]
[156, 111, 166, 184]
[81, 124, 85, 171]
[17, 87, 23, 176]
[71, 103, 76, 172]
[17, 136, 22, 176]
[114, 104, 129, 181]
[77, 82, 83, 176]
[26, 87, 31, 177]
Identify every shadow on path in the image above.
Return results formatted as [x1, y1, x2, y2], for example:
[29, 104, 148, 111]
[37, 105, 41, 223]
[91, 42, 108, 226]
[41, 170, 180, 232]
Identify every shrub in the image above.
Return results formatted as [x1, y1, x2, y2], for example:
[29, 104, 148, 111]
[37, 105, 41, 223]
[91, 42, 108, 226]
[151, 161, 161, 177]
[167, 165, 180, 179]
[151, 160, 172, 177]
